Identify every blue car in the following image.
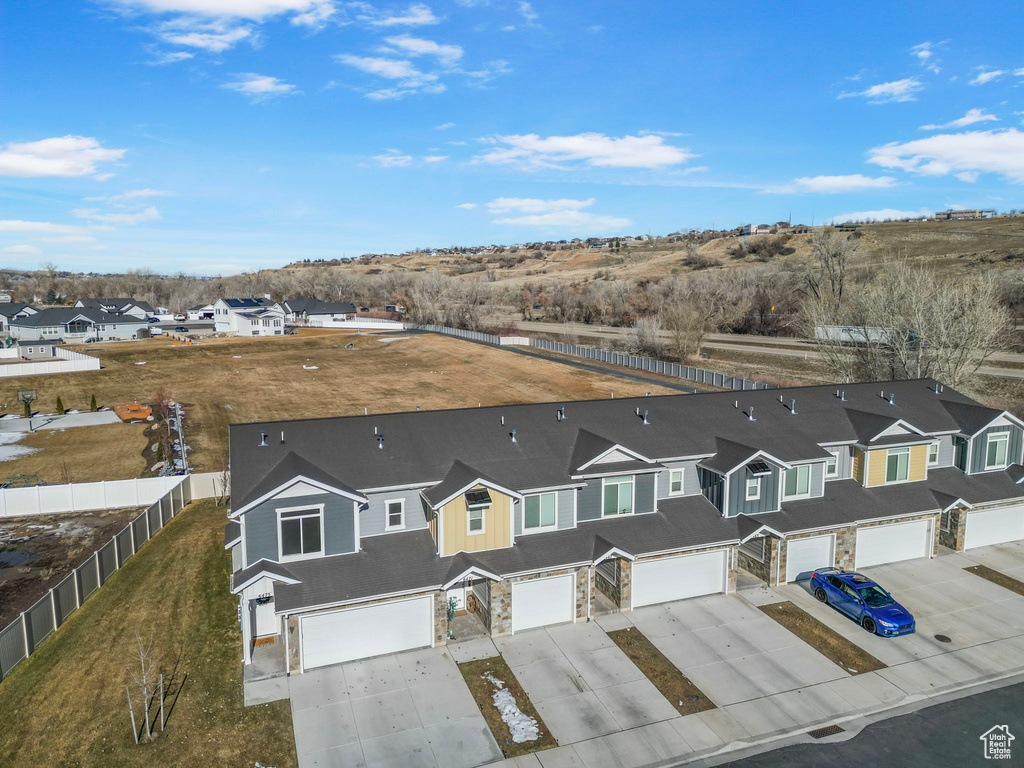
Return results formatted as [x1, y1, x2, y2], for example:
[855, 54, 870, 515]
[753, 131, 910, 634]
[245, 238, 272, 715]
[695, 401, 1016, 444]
[810, 567, 915, 637]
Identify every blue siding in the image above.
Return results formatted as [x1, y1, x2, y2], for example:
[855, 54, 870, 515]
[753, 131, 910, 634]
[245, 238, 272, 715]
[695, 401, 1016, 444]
[726, 466, 779, 516]
[514, 488, 576, 535]
[578, 480, 602, 521]
[636, 473, 655, 514]
[656, 461, 700, 499]
[970, 425, 1023, 474]
[698, 468, 724, 513]
[242, 491, 357, 567]
[360, 488, 430, 537]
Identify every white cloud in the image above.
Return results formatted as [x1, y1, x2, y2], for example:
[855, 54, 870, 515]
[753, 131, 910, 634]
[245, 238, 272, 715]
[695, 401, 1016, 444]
[463, 59, 511, 83]
[517, 1, 539, 26]
[456, 202, 478, 209]
[763, 174, 899, 195]
[373, 151, 414, 167]
[485, 197, 596, 214]
[0, 244, 42, 255]
[337, 53, 444, 98]
[970, 69, 1005, 86]
[84, 188, 178, 203]
[472, 197, 632, 230]
[146, 50, 195, 64]
[382, 35, 462, 65]
[920, 108, 998, 130]
[0, 136, 125, 178]
[911, 42, 941, 73]
[109, 0, 334, 21]
[0, 220, 91, 234]
[828, 208, 932, 224]
[868, 128, 1024, 183]
[222, 73, 298, 100]
[72, 206, 162, 225]
[435, 122, 455, 130]
[474, 132, 696, 170]
[361, 3, 438, 26]
[422, 155, 448, 162]
[839, 78, 923, 103]
[158, 23, 253, 51]
[93, 172, 116, 181]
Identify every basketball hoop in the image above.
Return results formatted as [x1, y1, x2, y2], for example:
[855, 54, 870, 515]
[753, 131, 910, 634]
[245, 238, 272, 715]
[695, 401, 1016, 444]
[17, 389, 37, 404]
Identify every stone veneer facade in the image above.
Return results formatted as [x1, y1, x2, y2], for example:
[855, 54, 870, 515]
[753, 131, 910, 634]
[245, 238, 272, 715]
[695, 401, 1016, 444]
[736, 537, 778, 585]
[488, 566, 590, 637]
[594, 558, 631, 610]
[939, 506, 968, 551]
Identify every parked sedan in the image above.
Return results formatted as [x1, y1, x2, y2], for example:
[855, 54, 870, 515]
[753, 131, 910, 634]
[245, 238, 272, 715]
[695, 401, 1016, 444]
[810, 567, 915, 636]
[173, 326, 190, 333]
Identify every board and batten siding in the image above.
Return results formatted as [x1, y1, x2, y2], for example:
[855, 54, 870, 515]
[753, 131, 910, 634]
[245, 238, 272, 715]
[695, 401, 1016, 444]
[576, 473, 655, 522]
[727, 466, 780, 516]
[823, 445, 853, 481]
[865, 444, 929, 487]
[242, 491, 356, 567]
[698, 467, 724, 512]
[360, 488, 430, 537]
[969, 425, 1023, 474]
[853, 448, 865, 485]
[440, 485, 512, 555]
[513, 488, 576, 536]
[655, 462, 701, 499]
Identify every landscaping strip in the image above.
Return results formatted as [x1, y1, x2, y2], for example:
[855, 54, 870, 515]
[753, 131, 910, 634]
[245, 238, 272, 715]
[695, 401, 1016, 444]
[965, 565, 1024, 597]
[759, 601, 886, 675]
[607, 627, 715, 716]
[458, 656, 557, 759]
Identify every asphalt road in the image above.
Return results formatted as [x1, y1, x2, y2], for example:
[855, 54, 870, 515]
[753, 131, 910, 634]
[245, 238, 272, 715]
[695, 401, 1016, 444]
[510, 321, 1024, 381]
[722, 681, 1024, 767]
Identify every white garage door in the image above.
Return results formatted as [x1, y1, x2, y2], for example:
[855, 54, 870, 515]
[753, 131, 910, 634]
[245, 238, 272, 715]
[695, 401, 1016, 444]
[965, 504, 1024, 550]
[855, 519, 932, 570]
[300, 596, 433, 671]
[632, 550, 727, 608]
[512, 574, 575, 633]
[785, 535, 835, 582]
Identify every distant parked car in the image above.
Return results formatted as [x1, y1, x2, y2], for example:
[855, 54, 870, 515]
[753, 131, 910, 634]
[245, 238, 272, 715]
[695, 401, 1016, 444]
[174, 326, 190, 333]
[173, 314, 187, 321]
[810, 567, 915, 636]
[147, 317, 160, 323]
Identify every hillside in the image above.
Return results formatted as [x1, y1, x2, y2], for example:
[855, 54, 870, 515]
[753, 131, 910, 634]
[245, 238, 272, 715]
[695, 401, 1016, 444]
[279, 216, 1024, 287]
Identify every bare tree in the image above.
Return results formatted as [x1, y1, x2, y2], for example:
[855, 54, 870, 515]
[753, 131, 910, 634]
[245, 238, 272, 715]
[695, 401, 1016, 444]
[626, 316, 664, 356]
[126, 631, 160, 741]
[804, 231, 857, 315]
[661, 306, 710, 361]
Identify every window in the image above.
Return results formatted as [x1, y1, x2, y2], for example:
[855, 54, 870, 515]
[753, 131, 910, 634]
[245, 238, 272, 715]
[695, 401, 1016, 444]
[986, 432, 1010, 469]
[669, 470, 683, 495]
[279, 508, 322, 559]
[885, 447, 910, 483]
[467, 507, 485, 534]
[783, 465, 811, 499]
[745, 476, 760, 501]
[928, 441, 940, 467]
[602, 475, 634, 516]
[385, 499, 405, 530]
[825, 448, 840, 478]
[524, 492, 557, 530]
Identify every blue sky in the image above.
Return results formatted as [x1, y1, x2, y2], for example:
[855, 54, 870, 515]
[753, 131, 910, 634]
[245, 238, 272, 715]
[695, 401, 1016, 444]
[2, 0, 1023, 275]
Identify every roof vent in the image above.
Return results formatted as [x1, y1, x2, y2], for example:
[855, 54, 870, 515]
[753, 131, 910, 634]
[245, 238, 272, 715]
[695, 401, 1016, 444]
[377, 434, 384, 449]
[747, 406, 756, 421]
[790, 399, 797, 414]
[887, 393, 895, 405]
[556, 406, 566, 421]
[416, 405, 420, 411]
[258, 431, 268, 447]
[839, 389, 846, 401]
[510, 428, 517, 443]
[280, 431, 285, 444]
[642, 409, 649, 425]
[500, 415, 505, 426]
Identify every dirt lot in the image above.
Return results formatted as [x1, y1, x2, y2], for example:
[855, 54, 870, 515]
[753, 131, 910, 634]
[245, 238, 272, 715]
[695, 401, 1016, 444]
[0, 507, 140, 627]
[0, 423, 150, 485]
[0, 330, 676, 473]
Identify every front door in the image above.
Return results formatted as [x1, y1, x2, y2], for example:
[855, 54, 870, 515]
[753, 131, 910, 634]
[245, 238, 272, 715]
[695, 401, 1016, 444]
[254, 594, 278, 637]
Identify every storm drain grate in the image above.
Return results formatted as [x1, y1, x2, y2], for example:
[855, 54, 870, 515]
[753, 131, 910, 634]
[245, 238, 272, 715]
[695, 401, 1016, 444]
[935, 634, 952, 643]
[807, 724, 845, 739]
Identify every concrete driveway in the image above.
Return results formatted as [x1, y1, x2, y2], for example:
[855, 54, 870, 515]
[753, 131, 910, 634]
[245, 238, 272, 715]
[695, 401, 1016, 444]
[289, 647, 502, 768]
[776, 543, 1024, 694]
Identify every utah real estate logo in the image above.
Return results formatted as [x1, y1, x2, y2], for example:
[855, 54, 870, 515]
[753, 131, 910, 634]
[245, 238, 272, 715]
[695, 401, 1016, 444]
[980, 725, 1014, 760]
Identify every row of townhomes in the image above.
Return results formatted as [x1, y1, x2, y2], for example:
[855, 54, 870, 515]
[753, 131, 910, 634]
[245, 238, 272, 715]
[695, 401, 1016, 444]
[1, 298, 153, 342]
[225, 379, 1024, 674]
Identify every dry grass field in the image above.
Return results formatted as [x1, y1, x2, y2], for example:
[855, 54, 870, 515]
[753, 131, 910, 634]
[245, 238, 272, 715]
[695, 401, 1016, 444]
[2, 423, 150, 484]
[0, 330, 675, 475]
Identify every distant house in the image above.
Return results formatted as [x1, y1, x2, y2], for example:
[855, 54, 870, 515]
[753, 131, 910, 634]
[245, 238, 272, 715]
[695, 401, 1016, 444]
[8, 307, 147, 342]
[213, 298, 285, 337]
[189, 303, 215, 320]
[934, 209, 996, 221]
[282, 298, 357, 324]
[0, 291, 13, 303]
[741, 224, 773, 236]
[14, 340, 59, 359]
[0, 303, 38, 333]
[75, 298, 155, 320]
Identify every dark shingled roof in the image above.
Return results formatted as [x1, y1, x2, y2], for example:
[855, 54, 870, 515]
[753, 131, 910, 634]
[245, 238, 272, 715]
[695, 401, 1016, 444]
[234, 450, 363, 511]
[11, 307, 146, 327]
[224, 298, 276, 309]
[228, 379, 1007, 512]
[941, 400, 1007, 436]
[231, 558, 297, 592]
[577, 459, 662, 476]
[0, 303, 35, 319]
[224, 520, 241, 548]
[421, 460, 507, 507]
[926, 466, 1024, 507]
[700, 438, 763, 474]
[843, 408, 902, 444]
[568, 428, 619, 471]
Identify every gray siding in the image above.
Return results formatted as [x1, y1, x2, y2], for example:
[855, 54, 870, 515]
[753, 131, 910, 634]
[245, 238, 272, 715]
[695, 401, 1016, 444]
[726, 466, 780, 517]
[636, 473, 655, 514]
[656, 461, 700, 499]
[360, 488, 430, 537]
[242, 491, 356, 567]
[809, 462, 825, 497]
[578, 474, 653, 521]
[935, 435, 955, 468]
[822, 445, 853, 481]
[698, 468, 724, 513]
[970, 425, 1024, 474]
[578, 480, 602, 521]
[514, 488, 576, 535]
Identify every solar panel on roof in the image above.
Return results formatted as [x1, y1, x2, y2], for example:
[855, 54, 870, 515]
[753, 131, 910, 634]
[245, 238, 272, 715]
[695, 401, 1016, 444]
[747, 461, 772, 476]
[464, 489, 492, 507]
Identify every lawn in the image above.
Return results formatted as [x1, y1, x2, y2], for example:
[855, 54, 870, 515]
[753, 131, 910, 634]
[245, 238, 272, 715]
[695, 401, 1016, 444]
[1, 423, 150, 484]
[964, 565, 1024, 597]
[759, 602, 885, 675]
[0, 499, 296, 768]
[607, 627, 715, 716]
[0, 331, 676, 474]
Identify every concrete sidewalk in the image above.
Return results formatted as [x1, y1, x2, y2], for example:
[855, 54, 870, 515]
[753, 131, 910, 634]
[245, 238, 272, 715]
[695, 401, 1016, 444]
[0, 410, 121, 433]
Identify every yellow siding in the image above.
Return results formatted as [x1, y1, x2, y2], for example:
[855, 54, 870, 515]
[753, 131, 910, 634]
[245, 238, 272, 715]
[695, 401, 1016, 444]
[441, 484, 512, 555]
[865, 444, 929, 487]
[853, 448, 864, 484]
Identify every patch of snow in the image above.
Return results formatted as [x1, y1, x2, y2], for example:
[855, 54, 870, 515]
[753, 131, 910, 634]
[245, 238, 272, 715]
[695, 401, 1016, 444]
[378, 336, 412, 343]
[232, 355, 242, 358]
[302, 365, 319, 370]
[0, 432, 39, 462]
[135, 361, 147, 365]
[481, 672, 539, 743]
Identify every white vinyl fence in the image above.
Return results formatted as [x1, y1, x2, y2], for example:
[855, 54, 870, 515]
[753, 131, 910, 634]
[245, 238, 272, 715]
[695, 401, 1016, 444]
[293, 317, 405, 330]
[0, 347, 101, 378]
[411, 324, 776, 391]
[0, 472, 228, 681]
[0, 471, 226, 518]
